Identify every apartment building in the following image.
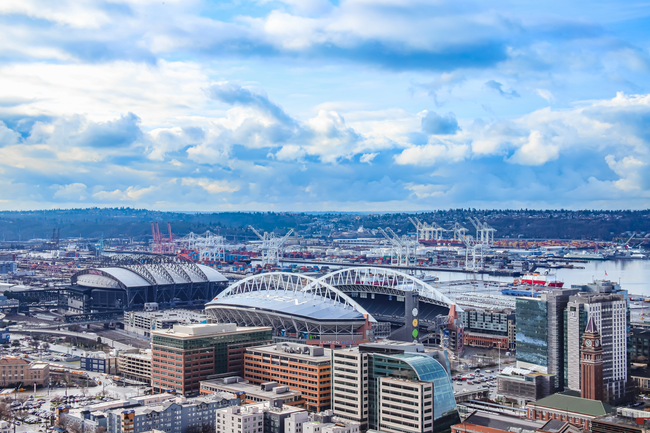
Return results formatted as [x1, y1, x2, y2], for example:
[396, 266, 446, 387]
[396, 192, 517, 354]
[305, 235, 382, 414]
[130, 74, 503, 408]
[215, 400, 307, 433]
[151, 323, 272, 395]
[118, 350, 152, 383]
[244, 343, 332, 412]
[303, 411, 360, 433]
[377, 377, 433, 433]
[0, 357, 49, 387]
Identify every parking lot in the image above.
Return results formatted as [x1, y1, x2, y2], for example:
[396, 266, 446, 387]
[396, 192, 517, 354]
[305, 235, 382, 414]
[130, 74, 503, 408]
[452, 366, 509, 399]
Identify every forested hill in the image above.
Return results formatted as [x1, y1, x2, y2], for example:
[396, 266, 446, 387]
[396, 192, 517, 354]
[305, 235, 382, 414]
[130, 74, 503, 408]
[0, 208, 648, 243]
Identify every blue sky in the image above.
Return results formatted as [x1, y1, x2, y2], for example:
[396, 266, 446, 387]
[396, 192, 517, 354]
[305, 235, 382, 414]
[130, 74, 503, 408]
[0, 0, 649, 211]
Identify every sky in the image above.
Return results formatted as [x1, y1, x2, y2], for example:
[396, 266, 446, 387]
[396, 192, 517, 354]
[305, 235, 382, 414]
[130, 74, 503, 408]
[0, 0, 650, 211]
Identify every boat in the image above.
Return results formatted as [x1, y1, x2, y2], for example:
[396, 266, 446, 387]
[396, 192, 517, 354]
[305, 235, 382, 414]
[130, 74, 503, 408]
[563, 251, 606, 260]
[515, 272, 564, 288]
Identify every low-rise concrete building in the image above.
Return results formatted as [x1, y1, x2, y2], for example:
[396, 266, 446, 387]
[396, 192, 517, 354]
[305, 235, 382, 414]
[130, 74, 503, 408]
[125, 309, 212, 338]
[200, 376, 305, 407]
[496, 366, 554, 405]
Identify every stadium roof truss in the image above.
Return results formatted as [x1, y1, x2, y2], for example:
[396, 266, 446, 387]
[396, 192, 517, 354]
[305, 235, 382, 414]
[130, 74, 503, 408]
[316, 267, 460, 310]
[217, 272, 373, 317]
[207, 272, 376, 337]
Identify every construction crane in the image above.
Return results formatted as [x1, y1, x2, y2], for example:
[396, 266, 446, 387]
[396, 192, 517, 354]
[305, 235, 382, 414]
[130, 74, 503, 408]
[249, 226, 294, 266]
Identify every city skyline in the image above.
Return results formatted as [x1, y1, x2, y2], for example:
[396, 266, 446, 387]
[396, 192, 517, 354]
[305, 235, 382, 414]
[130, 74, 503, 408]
[0, 1, 649, 211]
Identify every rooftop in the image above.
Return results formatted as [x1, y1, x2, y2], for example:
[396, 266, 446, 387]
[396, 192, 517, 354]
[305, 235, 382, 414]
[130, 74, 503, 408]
[200, 377, 303, 400]
[458, 411, 545, 433]
[528, 391, 614, 417]
[207, 290, 367, 322]
[152, 323, 271, 338]
[247, 343, 330, 361]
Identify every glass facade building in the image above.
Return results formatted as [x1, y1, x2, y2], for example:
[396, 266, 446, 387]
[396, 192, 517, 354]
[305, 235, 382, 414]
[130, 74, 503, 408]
[366, 353, 459, 433]
[515, 298, 549, 368]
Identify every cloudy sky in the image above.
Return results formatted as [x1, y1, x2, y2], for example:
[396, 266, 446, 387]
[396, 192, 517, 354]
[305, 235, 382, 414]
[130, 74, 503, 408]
[1, 0, 649, 211]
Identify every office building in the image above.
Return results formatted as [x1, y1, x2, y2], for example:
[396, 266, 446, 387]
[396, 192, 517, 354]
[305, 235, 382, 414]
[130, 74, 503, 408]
[215, 400, 306, 433]
[565, 288, 628, 404]
[515, 288, 579, 391]
[125, 309, 212, 338]
[244, 343, 331, 412]
[378, 377, 434, 433]
[496, 366, 554, 406]
[118, 350, 152, 383]
[0, 262, 17, 275]
[593, 407, 650, 433]
[629, 327, 650, 363]
[331, 341, 459, 433]
[0, 357, 49, 387]
[200, 376, 305, 407]
[151, 323, 272, 395]
[80, 352, 118, 374]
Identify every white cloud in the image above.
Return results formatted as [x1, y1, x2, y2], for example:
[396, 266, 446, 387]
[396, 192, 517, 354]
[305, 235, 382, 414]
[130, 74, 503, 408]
[394, 143, 469, 166]
[508, 130, 561, 166]
[52, 183, 88, 200]
[181, 178, 239, 194]
[93, 186, 156, 201]
[360, 153, 378, 164]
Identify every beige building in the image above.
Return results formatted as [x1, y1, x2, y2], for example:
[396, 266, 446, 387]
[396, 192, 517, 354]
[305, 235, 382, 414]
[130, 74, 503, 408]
[117, 350, 152, 383]
[0, 357, 49, 387]
[377, 378, 433, 433]
[330, 349, 368, 430]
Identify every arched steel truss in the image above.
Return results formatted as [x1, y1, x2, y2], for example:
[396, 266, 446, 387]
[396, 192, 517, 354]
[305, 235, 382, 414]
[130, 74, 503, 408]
[215, 272, 375, 320]
[317, 267, 459, 309]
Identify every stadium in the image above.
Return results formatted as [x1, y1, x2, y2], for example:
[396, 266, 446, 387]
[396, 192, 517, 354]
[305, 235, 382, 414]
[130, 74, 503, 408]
[68, 255, 228, 314]
[205, 272, 377, 347]
[205, 268, 459, 346]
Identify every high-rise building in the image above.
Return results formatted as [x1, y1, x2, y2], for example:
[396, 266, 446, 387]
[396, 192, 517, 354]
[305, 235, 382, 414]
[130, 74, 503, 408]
[565, 288, 628, 404]
[331, 341, 459, 433]
[580, 315, 604, 401]
[515, 288, 580, 391]
[151, 323, 272, 395]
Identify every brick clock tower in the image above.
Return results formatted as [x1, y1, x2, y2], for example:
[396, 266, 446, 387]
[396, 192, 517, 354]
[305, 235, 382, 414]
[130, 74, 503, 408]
[580, 315, 604, 401]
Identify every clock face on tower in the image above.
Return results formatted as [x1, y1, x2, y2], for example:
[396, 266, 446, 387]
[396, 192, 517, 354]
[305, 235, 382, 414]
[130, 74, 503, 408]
[585, 339, 592, 347]
[595, 340, 599, 347]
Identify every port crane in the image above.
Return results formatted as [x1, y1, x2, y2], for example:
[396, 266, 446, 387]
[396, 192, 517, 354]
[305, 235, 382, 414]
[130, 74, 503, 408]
[453, 225, 484, 271]
[468, 217, 496, 246]
[180, 231, 227, 262]
[379, 227, 419, 266]
[409, 217, 445, 240]
[248, 226, 294, 266]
